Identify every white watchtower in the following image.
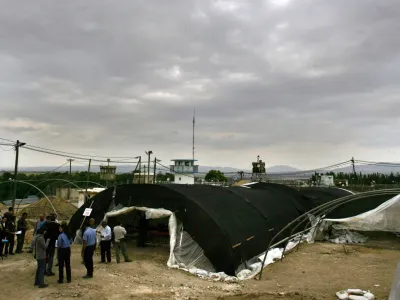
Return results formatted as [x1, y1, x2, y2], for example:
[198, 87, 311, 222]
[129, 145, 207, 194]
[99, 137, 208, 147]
[170, 159, 198, 184]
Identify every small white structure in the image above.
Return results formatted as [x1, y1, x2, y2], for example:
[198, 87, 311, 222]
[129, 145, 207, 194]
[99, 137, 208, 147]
[77, 187, 106, 208]
[318, 175, 335, 187]
[170, 159, 198, 185]
[132, 172, 155, 184]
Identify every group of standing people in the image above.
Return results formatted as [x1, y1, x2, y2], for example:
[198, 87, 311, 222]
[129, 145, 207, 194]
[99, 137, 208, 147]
[0, 207, 28, 257]
[33, 213, 72, 288]
[1, 208, 135, 288]
[80, 219, 132, 278]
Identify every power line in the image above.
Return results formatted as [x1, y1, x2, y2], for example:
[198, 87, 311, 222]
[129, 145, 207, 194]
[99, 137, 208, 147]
[0, 137, 15, 143]
[0, 137, 140, 161]
[355, 160, 400, 167]
[23, 143, 138, 160]
[0, 145, 14, 151]
[23, 146, 139, 163]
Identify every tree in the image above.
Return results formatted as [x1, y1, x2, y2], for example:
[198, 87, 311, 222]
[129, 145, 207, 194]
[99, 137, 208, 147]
[156, 172, 175, 182]
[205, 170, 228, 182]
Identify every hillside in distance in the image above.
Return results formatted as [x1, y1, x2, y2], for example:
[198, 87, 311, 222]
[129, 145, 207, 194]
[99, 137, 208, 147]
[2, 164, 300, 174]
[3, 163, 398, 175]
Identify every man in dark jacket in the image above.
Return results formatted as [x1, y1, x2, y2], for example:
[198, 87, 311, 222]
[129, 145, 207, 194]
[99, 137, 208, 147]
[16, 212, 28, 253]
[44, 215, 60, 276]
[0, 216, 8, 257]
[4, 215, 16, 255]
[3, 207, 13, 224]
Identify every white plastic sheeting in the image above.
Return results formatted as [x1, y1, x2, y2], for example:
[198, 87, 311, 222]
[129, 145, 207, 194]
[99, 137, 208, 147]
[306, 215, 369, 244]
[324, 194, 400, 232]
[336, 289, 375, 299]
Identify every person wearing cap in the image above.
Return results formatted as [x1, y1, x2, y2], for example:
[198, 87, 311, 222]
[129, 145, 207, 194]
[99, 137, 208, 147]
[99, 220, 112, 263]
[82, 221, 96, 278]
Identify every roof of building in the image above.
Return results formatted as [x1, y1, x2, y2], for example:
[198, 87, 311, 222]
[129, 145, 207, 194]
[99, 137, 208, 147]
[170, 159, 198, 161]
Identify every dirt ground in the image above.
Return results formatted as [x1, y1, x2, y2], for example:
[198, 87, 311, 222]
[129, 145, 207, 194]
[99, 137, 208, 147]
[0, 240, 399, 300]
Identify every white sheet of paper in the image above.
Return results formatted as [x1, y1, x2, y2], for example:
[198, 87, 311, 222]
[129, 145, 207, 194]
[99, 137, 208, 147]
[15, 231, 22, 235]
[83, 208, 93, 217]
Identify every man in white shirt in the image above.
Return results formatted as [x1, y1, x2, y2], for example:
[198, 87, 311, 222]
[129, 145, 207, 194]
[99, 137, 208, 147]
[99, 221, 112, 263]
[113, 221, 132, 263]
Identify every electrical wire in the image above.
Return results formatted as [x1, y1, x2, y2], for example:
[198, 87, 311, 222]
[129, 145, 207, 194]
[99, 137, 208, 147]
[0, 145, 14, 151]
[23, 146, 139, 163]
[0, 137, 14, 143]
[24, 143, 138, 159]
[355, 160, 400, 168]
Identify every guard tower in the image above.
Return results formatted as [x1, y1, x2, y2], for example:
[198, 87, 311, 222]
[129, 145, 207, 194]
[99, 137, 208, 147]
[251, 155, 268, 182]
[100, 159, 117, 186]
[170, 159, 198, 184]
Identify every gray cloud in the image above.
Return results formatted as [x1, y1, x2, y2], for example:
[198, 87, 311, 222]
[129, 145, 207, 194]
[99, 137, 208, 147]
[1, 0, 400, 169]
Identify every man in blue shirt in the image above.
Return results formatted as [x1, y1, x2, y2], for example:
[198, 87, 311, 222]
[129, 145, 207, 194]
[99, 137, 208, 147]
[82, 221, 97, 278]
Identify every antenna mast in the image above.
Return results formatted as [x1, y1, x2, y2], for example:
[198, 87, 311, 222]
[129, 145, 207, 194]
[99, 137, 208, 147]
[192, 108, 195, 161]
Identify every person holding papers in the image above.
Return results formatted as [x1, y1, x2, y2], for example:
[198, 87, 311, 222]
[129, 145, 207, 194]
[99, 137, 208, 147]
[99, 220, 112, 263]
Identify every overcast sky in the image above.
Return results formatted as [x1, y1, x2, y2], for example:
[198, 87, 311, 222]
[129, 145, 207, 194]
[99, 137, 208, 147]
[0, 0, 399, 170]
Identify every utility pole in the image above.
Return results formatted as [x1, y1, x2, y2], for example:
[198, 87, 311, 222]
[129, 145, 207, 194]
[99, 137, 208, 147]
[153, 157, 157, 184]
[133, 156, 141, 184]
[351, 157, 356, 176]
[145, 150, 153, 184]
[153, 158, 161, 184]
[138, 156, 141, 184]
[85, 159, 91, 202]
[67, 158, 74, 200]
[351, 157, 357, 187]
[193, 108, 195, 161]
[67, 158, 74, 176]
[12, 140, 26, 211]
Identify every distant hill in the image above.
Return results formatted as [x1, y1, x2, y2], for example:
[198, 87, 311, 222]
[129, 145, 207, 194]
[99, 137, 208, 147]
[266, 165, 300, 173]
[3, 163, 398, 176]
[2, 164, 300, 175]
[332, 164, 400, 174]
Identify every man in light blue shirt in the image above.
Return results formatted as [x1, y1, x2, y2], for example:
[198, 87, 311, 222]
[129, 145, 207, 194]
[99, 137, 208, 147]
[82, 221, 96, 278]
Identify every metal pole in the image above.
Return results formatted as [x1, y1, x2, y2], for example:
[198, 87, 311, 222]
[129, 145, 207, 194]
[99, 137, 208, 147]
[138, 157, 141, 184]
[153, 157, 157, 184]
[147, 152, 151, 184]
[67, 158, 74, 200]
[12, 140, 20, 211]
[193, 108, 195, 161]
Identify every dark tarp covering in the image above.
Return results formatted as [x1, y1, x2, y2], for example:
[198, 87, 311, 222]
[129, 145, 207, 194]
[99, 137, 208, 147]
[321, 193, 399, 219]
[294, 187, 398, 219]
[242, 183, 309, 211]
[247, 184, 398, 219]
[294, 187, 354, 211]
[69, 184, 306, 275]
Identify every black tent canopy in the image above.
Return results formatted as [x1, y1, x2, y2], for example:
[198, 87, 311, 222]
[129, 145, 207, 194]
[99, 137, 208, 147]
[246, 183, 397, 219]
[294, 187, 354, 212]
[69, 184, 306, 275]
